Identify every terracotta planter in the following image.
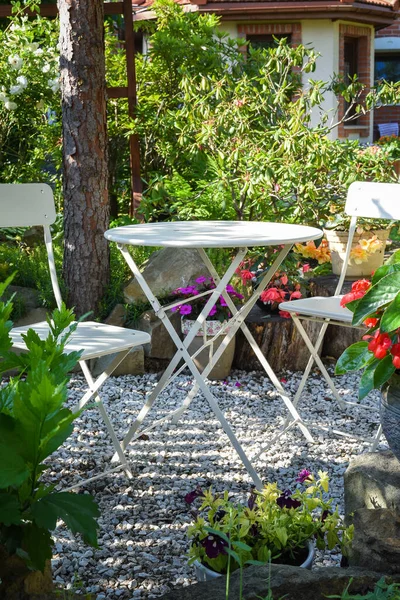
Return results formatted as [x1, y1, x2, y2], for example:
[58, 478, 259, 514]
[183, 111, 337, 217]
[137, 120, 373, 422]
[193, 541, 315, 582]
[324, 228, 390, 280]
[381, 374, 400, 463]
[181, 319, 235, 380]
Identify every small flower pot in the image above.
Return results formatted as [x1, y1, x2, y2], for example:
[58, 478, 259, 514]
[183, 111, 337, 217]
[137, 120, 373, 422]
[324, 229, 389, 280]
[193, 541, 315, 582]
[181, 319, 235, 380]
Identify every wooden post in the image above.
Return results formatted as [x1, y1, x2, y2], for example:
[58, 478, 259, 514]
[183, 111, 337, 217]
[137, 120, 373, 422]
[123, 0, 142, 218]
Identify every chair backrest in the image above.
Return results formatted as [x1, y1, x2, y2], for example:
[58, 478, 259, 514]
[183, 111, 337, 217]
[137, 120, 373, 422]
[334, 181, 400, 296]
[0, 183, 57, 227]
[0, 183, 62, 309]
[345, 181, 400, 220]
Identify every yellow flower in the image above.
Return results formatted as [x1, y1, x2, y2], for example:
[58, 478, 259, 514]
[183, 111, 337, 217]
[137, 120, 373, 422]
[350, 235, 383, 264]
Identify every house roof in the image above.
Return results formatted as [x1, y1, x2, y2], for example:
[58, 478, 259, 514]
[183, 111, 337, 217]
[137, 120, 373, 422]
[133, 0, 399, 25]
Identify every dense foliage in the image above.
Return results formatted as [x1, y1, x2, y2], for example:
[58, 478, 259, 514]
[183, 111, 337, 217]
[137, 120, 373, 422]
[0, 278, 99, 573]
[131, 0, 400, 225]
[0, 6, 61, 204]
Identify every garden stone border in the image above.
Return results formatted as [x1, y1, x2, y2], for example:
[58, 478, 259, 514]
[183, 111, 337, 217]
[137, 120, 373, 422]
[159, 565, 400, 600]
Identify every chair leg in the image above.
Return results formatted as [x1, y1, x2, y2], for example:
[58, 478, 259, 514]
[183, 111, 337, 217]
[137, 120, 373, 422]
[369, 423, 383, 452]
[292, 316, 347, 411]
[78, 358, 133, 479]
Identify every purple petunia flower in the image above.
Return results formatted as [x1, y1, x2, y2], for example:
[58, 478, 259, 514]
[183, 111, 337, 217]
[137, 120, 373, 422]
[179, 304, 192, 315]
[200, 534, 227, 559]
[248, 486, 257, 510]
[184, 486, 204, 504]
[208, 305, 217, 317]
[296, 469, 312, 484]
[234, 382, 241, 388]
[176, 286, 198, 295]
[276, 489, 301, 509]
[219, 296, 228, 307]
[226, 285, 235, 293]
[195, 276, 208, 284]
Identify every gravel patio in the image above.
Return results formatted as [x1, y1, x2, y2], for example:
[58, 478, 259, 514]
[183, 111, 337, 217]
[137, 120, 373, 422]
[47, 368, 383, 600]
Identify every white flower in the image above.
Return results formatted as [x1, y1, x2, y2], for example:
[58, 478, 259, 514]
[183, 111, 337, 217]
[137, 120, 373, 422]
[48, 77, 60, 92]
[42, 64, 51, 73]
[9, 85, 23, 95]
[26, 42, 39, 51]
[16, 75, 28, 88]
[34, 48, 44, 56]
[0, 92, 9, 102]
[8, 55, 23, 70]
[5, 101, 17, 110]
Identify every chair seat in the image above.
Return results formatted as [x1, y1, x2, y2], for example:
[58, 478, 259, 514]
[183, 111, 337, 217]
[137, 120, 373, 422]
[279, 295, 353, 323]
[10, 321, 151, 360]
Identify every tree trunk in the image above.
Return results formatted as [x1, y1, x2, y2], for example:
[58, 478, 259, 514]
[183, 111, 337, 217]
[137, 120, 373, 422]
[58, 0, 110, 317]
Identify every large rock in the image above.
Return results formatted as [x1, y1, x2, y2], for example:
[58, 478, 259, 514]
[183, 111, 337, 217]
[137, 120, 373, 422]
[124, 248, 206, 304]
[344, 450, 400, 518]
[91, 346, 145, 377]
[136, 310, 181, 359]
[158, 565, 399, 600]
[349, 508, 400, 574]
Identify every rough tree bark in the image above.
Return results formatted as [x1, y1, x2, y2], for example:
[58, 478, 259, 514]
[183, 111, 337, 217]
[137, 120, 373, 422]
[58, 0, 110, 317]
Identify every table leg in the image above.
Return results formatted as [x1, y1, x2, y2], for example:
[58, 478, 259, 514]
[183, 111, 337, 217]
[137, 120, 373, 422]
[198, 248, 314, 444]
[115, 245, 263, 489]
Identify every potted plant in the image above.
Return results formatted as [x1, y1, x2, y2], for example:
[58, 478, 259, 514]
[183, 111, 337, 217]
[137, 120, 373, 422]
[185, 469, 352, 581]
[0, 277, 100, 597]
[335, 251, 400, 459]
[169, 276, 244, 379]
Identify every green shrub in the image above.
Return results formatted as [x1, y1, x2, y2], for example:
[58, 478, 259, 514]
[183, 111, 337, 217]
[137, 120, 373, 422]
[0, 276, 99, 578]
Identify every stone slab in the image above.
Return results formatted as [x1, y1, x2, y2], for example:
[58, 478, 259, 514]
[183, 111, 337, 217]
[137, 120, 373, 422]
[158, 565, 399, 600]
[349, 508, 400, 574]
[344, 450, 400, 519]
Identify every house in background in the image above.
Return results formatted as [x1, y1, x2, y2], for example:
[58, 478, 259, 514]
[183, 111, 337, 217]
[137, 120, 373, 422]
[134, 0, 399, 143]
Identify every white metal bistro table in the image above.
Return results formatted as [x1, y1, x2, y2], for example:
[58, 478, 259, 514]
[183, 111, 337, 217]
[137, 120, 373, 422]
[105, 221, 323, 489]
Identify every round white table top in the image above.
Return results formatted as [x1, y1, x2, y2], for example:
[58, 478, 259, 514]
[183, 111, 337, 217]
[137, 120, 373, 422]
[105, 221, 322, 248]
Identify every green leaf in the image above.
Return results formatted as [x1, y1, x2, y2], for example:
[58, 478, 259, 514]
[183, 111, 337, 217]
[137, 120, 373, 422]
[353, 272, 400, 326]
[204, 526, 229, 544]
[385, 248, 400, 264]
[22, 523, 53, 572]
[232, 540, 252, 553]
[0, 443, 29, 489]
[359, 360, 379, 400]
[0, 492, 21, 525]
[31, 492, 100, 547]
[380, 292, 400, 333]
[373, 355, 396, 390]
[224, 547, 241, 564]
[335, 342, 371, 375]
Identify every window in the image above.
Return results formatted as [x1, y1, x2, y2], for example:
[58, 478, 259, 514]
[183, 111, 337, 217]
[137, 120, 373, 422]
[344, 37, 359, 119]
[375, 54, 400, 83]
[247, 33, 291, 51]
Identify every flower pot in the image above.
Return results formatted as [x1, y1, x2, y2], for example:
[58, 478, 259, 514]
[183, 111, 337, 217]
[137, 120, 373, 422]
[324, 229, 390, 280]
[380, 374, 400, 463]
[193, 541, 315, 582]
[181, 319, 235, 380]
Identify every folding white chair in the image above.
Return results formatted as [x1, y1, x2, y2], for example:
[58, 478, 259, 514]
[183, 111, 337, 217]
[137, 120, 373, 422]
[2, 183, 150, 488]
[279, 181, 400, 447]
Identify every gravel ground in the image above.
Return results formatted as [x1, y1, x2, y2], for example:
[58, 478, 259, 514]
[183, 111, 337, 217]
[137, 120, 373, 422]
[46, 367, 384, 600]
